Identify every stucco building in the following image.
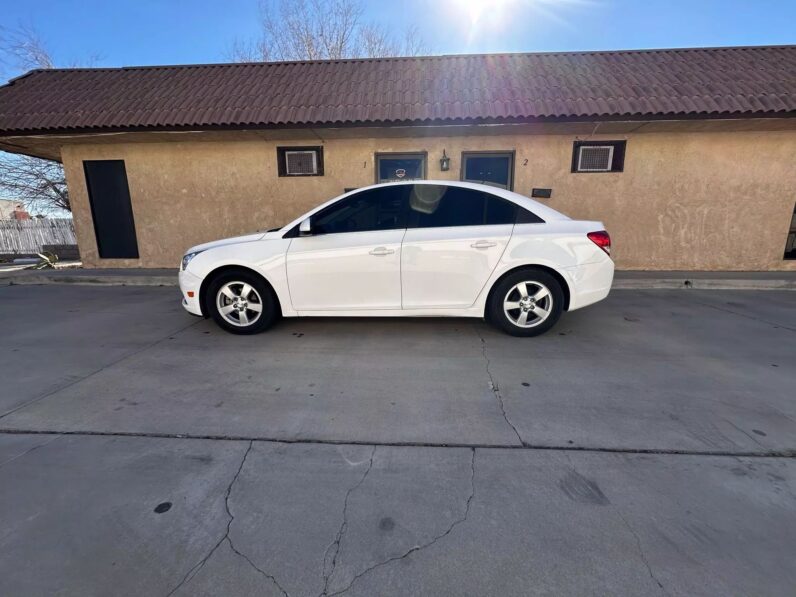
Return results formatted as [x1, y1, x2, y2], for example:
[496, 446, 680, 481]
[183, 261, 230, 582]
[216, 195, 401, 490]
[0, 46, 794, 269]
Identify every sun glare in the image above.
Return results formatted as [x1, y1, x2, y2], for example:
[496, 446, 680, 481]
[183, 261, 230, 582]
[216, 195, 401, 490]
[460, 0, 512, 24]
[452, 0, 594, 45]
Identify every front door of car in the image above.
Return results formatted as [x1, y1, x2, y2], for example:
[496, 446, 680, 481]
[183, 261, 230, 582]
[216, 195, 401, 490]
[401, 184, 516, 309]
[286, 186, 408, 311]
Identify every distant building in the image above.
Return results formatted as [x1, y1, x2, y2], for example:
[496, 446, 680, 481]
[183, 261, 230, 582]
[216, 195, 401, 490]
[0, 199, 30, 220]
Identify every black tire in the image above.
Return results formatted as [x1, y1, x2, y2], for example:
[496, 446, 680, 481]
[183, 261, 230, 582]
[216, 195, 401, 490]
[487, 269, 564, 337]
[205, 269, 279, 335]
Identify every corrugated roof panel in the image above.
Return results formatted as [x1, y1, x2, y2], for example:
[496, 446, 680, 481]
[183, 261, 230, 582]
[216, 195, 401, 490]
[1, 46, 795, 134]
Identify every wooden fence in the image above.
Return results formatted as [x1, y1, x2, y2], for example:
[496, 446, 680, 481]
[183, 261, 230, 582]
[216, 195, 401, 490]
[0, 219, 77, 254]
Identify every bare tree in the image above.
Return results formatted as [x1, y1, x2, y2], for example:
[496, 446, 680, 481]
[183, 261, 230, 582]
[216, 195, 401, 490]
[360, 24, 428, 59]
[360, 24, 396, 59]
[228, 38, 271, 63]
[0, 24, 54, 74]
[0, 153, 69, 212]
[0, 26, 70, 215]
[400, 25, 428, 58]
[229, 0, 428, 62]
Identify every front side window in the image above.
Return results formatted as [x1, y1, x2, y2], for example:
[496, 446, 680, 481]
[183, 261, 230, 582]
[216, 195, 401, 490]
[376, 153, 426, 183]
[407, 185, 517, 229]
[312, 186, 408, 235]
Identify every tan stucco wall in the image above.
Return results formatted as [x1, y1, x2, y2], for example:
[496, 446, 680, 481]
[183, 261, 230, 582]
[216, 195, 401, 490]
[59, 127, 796, 270]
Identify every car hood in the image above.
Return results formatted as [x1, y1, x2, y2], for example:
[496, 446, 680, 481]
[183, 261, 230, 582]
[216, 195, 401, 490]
[185, 232, 267, 255]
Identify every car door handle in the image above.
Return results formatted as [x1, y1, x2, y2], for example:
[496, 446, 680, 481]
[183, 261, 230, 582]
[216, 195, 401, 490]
[471, 240, 497, 249]
[369, 247, 395, 256]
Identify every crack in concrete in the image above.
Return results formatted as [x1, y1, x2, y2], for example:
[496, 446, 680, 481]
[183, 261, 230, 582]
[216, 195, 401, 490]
[327, 447, 477, 597]
[724, 419, 765, 448]
[166, 441, 288, 597]
[616, 510, 671, 597]
[565, 453, 669, 597]
[0, 433, 62, 469]
[226, 536, 288, 597]
[0, 318, 203, 422]
[319, 446, 376, 597]
[473, 326, 525, 447]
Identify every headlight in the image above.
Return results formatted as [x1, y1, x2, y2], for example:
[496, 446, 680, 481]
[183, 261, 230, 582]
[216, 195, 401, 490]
[181, 251, 202, 270]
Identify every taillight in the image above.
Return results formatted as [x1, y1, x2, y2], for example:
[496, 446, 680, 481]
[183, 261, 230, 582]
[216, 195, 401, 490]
[587, 230, 611, 256]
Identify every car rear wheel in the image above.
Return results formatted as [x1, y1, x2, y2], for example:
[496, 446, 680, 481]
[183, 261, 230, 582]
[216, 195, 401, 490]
[487, 269, 564, 337]
[205, 270, 278, 334]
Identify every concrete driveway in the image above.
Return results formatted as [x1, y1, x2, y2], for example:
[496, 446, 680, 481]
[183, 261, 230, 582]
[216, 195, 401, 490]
[0, 284, 794, 596]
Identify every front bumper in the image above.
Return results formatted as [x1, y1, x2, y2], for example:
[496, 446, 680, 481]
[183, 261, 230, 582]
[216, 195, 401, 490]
[178, 269, 204, 316]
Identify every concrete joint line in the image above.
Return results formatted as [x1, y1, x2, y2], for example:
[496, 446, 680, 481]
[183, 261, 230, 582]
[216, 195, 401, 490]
[327, 448, 477, 597]
[166, 441, 289, 597]
[1, 429, 795, 459]
[474, 325, 526, 447]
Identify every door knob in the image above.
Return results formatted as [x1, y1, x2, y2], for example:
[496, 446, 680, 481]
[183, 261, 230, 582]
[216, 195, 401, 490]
[369, 247, 395, 256]
[471, 240, 497, 249]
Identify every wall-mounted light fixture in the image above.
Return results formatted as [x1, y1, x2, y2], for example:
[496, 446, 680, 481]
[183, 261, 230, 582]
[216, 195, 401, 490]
[439, 149, 451, 171]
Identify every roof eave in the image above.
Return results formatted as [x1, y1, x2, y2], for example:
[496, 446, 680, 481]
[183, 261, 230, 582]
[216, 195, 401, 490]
[2, 110, 796, 138]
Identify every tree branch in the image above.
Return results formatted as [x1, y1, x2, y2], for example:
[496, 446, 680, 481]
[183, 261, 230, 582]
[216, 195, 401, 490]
[229, 0, 430, 63]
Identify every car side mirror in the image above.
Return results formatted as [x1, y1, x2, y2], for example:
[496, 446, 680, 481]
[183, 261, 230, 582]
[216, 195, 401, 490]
[299, 217, 312, 236]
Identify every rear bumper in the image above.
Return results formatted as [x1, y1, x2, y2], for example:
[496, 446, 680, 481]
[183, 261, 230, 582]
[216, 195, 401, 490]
[178, 269, 204, 316]
[565, 257, 614, 311]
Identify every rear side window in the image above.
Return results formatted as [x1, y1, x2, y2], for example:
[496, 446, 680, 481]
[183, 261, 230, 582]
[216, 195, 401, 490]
[516, 207, 544, 224]
[312, 186, 408, 235]
[407, 185, 517, 228]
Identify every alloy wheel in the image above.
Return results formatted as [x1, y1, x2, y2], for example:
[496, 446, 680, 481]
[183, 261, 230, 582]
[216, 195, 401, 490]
[216, 281, 263, 327]
[502, 281, 553, 328]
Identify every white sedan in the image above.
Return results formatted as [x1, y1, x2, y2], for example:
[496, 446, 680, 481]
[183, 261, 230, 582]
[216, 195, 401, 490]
[179, 181, 613, 337]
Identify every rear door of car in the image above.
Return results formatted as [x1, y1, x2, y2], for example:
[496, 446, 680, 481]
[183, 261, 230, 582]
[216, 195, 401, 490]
[400, 184, 516, 309]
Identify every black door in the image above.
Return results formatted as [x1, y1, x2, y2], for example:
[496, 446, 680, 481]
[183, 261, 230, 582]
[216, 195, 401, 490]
[785, 202, 796, 260]
[83, 160, 139, 259]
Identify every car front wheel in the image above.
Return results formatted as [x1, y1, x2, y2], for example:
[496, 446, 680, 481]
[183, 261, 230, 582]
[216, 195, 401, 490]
[487, 269, 564, 337]
[205, 270, 278, 334]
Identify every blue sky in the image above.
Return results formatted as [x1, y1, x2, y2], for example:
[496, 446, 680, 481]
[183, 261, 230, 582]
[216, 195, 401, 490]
[1, 0, 794, 76]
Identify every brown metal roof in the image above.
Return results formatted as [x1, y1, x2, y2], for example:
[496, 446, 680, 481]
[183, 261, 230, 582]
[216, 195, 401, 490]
[1, 45, 795, 135]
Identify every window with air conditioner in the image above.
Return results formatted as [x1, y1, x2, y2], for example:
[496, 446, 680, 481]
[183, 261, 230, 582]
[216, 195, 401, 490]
[277, 146, 324, 177]
[571, 140, 626, 173]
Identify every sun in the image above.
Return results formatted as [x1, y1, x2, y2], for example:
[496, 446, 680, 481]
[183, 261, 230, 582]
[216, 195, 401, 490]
[459, 0, 513, 24]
